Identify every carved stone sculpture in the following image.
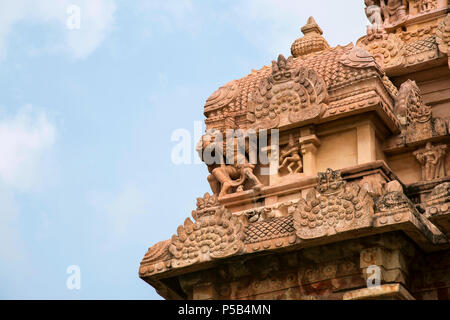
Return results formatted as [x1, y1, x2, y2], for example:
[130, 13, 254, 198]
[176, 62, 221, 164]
[365, 0, 385, 36]
[380, 0, 409, 28]
[414, 142, 448, 181]
[279, 134, 303, 175]
[196, 131, 263, 197]
[395, 79, 431, 125]
[169, 206, 244, 268]
[192, 192, 221, 221]
[413, 0, 437, 13]
[247, 54, 328, 130]
[293, 169, 374, 239]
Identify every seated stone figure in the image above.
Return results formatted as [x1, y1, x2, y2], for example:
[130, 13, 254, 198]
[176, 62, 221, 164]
[380, 0, 408, 27]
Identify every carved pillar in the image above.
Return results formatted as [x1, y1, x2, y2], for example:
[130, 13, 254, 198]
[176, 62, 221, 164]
[357, 123, 376, 164]
[299, 127, 321, 176]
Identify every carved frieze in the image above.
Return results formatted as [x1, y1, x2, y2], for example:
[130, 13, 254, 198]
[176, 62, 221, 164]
[247, 54, 328, 130]
[293, 169, 375, 239]
[169, 206, 244, 268]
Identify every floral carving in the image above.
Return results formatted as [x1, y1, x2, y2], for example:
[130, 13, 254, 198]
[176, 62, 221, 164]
[169, 206, 244, 268]
[414, 142, 448, 181]
[293, 169, 374, 239]
[247, 54, 328, 130]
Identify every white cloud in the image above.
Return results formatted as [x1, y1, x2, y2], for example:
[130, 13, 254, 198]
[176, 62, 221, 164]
[0, 105, 56, 191]
[88, 184, 150, 235]
[0, 0, 116, 60]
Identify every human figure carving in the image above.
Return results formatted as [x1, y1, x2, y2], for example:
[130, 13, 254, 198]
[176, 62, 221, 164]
[279, 134, 302, 174]
[380, 0, 408, 27]
[365, 0, 385, 36]
[416, 0, 436, 13]
[414, 142, 448, 181]
[197, 131, 264, 197]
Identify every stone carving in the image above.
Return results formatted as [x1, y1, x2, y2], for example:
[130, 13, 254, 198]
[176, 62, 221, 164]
[192, 192, 221, 220]
[414, 142, 448, 181]
[386, 79, 448, 148]
[412, 0, 438, 13]
[169, 206, 244, 268]
[247, 54, 328, 130]
[365, 0, 385, 36]
[339, 45, 382, 69]
[142, 240, 172, 264]
[395, 79, 431, 124]
[375, 180, 414, 212]
[380, 0, 409, 28]
[279, 134, 303, 175]
[139, 240, 172, 276]
[358, 32, 404, 68]
[436, 14, 450, 67]
[291, 17, 330, 58]
[293, 169, 374, 239]
[197, 131, 264, 197]
[204, 80, 239, 114]
[428, 182, 450, 204]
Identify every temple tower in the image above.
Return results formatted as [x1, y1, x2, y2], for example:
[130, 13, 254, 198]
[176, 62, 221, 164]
[139, 1, 450, 300]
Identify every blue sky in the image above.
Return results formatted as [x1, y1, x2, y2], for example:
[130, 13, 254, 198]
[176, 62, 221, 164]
[0, 0, 367, 299]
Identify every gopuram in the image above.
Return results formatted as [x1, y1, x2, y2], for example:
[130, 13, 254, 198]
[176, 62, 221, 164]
[140, 1, 450, 300]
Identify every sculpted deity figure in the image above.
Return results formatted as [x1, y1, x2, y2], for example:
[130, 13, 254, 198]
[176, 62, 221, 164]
[365, 0, 385, 36]
[197, 130, 264, 197]
[380, 0, 408, 27]
[279, 134, 302, 174]
[416, 0, 436, 13]
[414, 142, 448, 181]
